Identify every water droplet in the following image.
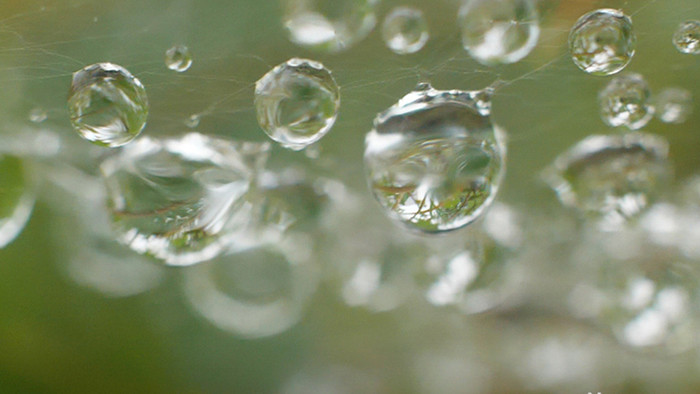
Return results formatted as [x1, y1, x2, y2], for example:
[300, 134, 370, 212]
[569, 9, 635, 76]
[382, 6, 429, 55]
[654, 87, 693, 124]
[28, 107, 47, 123]
[599, 73, 653, 130]
[100, 133, 270, 266]
[673, 20, 700, 55]
[67, 63, 148, 147]
[458, 0, 540, 65]
[185, 113, 200, 128]
[283, 0, 378, 52]
[544, 133, 671, 227]
[165, 45, 193, 72]
[364, 84, 506, 233]
[0, 155, 35, 248]
[255, 58, 340, 151]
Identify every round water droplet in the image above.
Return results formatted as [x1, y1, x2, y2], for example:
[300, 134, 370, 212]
[382, 6, 429, 55]
[255, 58, 340, 151]
[28, 107, 47, 123]
[364, 84, 506, 233]
[673, 20, 700, 55]
[67, 63, 148, 147]
[458, 0, 540, 65]
[0, 155, 35, 248]
[599, 73, 653, 130]
[165, 45, 193, 72]
[100, 133, 271, 266]
[654, 87, 693, 124]
[283, 0, 378, 52]
[185, 113, 200, 128]
[569, 9, 636, 76]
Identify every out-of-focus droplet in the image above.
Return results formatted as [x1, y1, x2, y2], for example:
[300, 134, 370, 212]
[185, 113, 200, 129]
[67, 63, 148, 147]
[28, 107, 47, 123]
[673, 20, 700, 55]
[599, 73, 653, 130]
[364, 83, 505, 233]
[0, 155, 35, 248]
[283, 0, 378, 53]
[544, 133, 670, 227]
[100, 133, 270, 266]
[382, 6, 429, 55]
[165, 45, 193, 72]
[654, 87, 693, 124]
[458, 0, 540, 65]
[569, 9, 635, 76]
[255, 58, 340, 151]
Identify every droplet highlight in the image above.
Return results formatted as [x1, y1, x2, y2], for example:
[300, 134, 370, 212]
[673, 20, 700, 55]
[165, 45, 193, 72]
[28, 107, 47, 123]
[599, 73, 653, 130]
[382, 6, 429, 55]
[654, 87, 693, 124]
[569, 9, 636, 76]
[0, 155, 35, 248]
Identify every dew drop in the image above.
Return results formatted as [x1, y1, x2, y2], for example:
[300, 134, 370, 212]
[165, 45, 193, 72]
[599, 73, 653, 130]
[67, 63, 148, 147]
[569, 9, 636, 76]
[0, 155, 35, 248]
[654, 87, 693, 124]
[28, 107, 47, 123]
[673, 20, 700, 55]
[364, 84, 506, 233]
[255, 58, 340, 151]
[458, 0, 540, 65]
[382, 7, 429, 55]
[185, 113, 201, 128]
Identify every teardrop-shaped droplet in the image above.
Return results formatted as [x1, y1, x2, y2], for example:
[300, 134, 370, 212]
[569, 9, 636, 76]
[654, 87, 693, 124]
[673, 20, 700, 55]
[0, 155, 35, 248]
[165, 45, 193, 72]
[382, 6, 429, 55]
[599, 73, 653, 130]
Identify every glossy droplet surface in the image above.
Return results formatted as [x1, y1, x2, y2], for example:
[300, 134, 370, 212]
[673, 20, 700, 55]
[382, 7, 429, 55]
[569, 9, 635, 76]
[68, 63, 148, 147]
[654, 87, 693, 124]
[458, 0, 540, 65]
[599, 73, 653, 130]
[364, 84, 505, 233]
[255, 58, 340, 151]
[0, 155, 35, 248]
[165, 45, 193, 72]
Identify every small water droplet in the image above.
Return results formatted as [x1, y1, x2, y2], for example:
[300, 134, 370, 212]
[599, 73, 653, 130]
[165, 45, 193, 72]
[67, 63, 148, 147]
[458, 0, 540, 65]
[569, 9, 635, 76]
[0, 155, 35, 248]
[255, 58, 340, 151]
[364, 84, 506, 233]
[28, 107, 47, 123]
[382, 7, 429, 55]
[185, 113, 201, 128]
[673, 20, 700, 55]
[654, 87, 693, 124]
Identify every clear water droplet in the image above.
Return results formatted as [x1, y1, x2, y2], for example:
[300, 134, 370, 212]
[100, 133, 270, 266]
[382, 6, 429, 55]
[673, 20, 700, 55]
[569, 9, 636, 76]
[255, 58, 340, 151]
[185, 113, 200, 128]
[165, 45, 193, 72]
[599, 73, 653, 130]
[364, 84, 506, 233]
[283, 0, 378, 53]
[0, 155, 35, 248]
[458, 0, 540, 65]
[654, 87, 693, 124]
[28, 107, 47, 123]
[67, 63, 148, 147]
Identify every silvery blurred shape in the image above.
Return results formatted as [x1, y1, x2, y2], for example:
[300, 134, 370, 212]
[28, 107, 47, 123]
[382, 6, 429, 55]
[0, 155, 35, 248]
[599, 73, 653, 130]
[653, 87, 693, 124]
[569, 9, 635, 76]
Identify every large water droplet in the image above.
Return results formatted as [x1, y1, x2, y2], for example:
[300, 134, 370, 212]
[364, 84, 506, 233]
[458, 0, 540, 65]
[283, 0, 378, 53]
[599, 73, 653, 130]
[382, 6, 429, 55]
[0, 155, 35, 248]
[654, 87, 693, 124]
[68, 63, 148, 147]
[673, 20, 700, 55]
[255, 58, 340, 151]
[165, 45, 193, 72]
[100, 133, 270, 266]
[569, 9, 635, 76]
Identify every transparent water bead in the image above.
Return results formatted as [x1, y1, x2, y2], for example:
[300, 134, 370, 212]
[283, 0, 378, 53]
[68, 63, 148, 147]
[569, 9, 635, 76]
[100, 133, 271, 266]
[364, 83, 506, 233]
[458, 0, 540, 65]
[255, 58, 340, 151]
[544, 133, 670, 227]
[28, 107, 47, 123]
[599, 73, 653, 130]
[165, 45, 193, 72]
[673, 20, 700, 55]
[654, 87, 693, 124]
[0, 155, 35, 248]
[382, 7, 429, 55]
